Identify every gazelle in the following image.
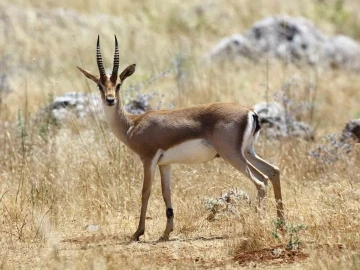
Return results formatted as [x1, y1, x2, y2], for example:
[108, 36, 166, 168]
[77, 36, 284, 241]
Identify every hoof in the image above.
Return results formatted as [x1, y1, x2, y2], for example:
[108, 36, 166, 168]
[130, 229, 144, 242]
[158, 235, 170, 242]
[130, 233, 142, 242]
[130, 236, 139, 242]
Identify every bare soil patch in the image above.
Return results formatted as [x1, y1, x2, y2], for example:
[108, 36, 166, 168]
[234, 245, 309, 266]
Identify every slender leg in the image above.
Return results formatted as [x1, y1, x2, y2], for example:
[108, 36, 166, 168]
[216, 148, 268, 209]
[245, 148, 284, 222]
[159, 165, 173, 241]
[247, 161, 269, 209]
[131, 158, 156, 241]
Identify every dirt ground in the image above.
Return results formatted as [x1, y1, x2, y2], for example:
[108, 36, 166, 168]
[5, 232, 312, 269]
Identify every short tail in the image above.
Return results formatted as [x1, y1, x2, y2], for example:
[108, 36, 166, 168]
[252, 112, 261, 135]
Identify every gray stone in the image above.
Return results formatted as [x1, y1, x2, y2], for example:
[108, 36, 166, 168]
[253, 102, 314, 140]
[309, 132, 353, 164]
[308, 119, 359, 164]
[37, 92, 152, 123]
[208, 34, 257, 62]
[326, 35, 360, 70]
[124, 93, 152, 115]
[342, 119, 360, 142]
[209, 16, 360, 71]
[49, 92, 103, 121]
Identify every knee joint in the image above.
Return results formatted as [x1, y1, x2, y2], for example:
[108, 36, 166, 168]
[166, 208, 174, 219]
[268, 167, 280, 178]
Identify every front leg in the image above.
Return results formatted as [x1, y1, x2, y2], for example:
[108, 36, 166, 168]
[131, 158, 156, 241]
[159, 165, 173, 241]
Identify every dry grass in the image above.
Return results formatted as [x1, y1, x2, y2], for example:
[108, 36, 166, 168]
[1, 0, 360, 269]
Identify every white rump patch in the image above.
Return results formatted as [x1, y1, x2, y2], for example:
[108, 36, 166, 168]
[241, 111, 255, 155]
[157, 139, 218, 165]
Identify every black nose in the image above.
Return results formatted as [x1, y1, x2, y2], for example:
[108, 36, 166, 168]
[106, 97, 115, 106]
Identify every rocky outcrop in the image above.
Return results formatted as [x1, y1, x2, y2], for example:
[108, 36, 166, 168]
[209, 16, 360, 71]
[253, 102, 314, 140]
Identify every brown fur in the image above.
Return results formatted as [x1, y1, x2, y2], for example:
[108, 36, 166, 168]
[126, 103, 249, 159]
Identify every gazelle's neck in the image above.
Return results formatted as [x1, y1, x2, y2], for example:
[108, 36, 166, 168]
[103, 94, 132, 144]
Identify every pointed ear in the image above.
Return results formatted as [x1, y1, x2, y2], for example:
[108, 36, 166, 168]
[77, 66, 99, 84]
[119, 64, 136, 82]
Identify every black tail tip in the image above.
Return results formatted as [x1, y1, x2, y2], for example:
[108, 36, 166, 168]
[253, 113, 261, 134]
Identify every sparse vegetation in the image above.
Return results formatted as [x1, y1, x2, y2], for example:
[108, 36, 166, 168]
[1, 0, 360, 269]
[272, 219, 306, 250]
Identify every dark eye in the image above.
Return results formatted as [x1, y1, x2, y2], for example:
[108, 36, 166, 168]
[97, 84, 102, 90]
[116, 84, 120, 91]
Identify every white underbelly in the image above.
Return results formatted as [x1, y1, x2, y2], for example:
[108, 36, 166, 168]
[157, 139, 218, 165]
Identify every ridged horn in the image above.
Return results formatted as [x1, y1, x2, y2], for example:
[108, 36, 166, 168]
[110, 35, 119, 83]
[96, 35, 106, 78]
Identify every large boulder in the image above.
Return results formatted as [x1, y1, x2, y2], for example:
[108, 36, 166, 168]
[253, 102, 314, 140]
[209, 16, 360, 71]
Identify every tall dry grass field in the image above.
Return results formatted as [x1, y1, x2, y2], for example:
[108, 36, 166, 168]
[1, 0, 360, 269]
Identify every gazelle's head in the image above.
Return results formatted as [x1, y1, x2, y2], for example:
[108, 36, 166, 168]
[77, 35, 136, 106]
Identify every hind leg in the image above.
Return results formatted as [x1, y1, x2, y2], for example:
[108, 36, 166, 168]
[246, 161, 269, 210]
[245, 147, 284, 222]
[216, 148, 269, 210]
